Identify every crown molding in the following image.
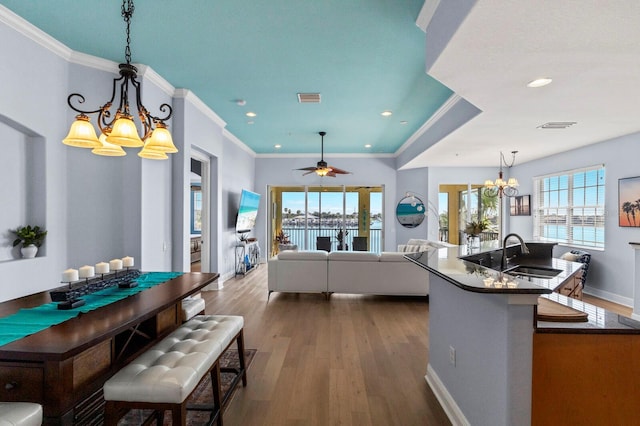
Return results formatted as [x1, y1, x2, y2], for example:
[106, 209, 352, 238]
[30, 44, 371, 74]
[256, 152, 394, 159]
[0, 5, 71, 60]
[416, 0, 441, 32]
[222, 128, 256, 157]
[395, 93, 461, 156]
[174, 89, 227, 129]
[172, 89, 255, 157]
[136, 64, 175, 98]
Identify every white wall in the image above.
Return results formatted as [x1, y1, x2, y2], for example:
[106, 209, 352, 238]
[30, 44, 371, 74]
[0, 16, 69, 301]
[509, 133, 640, 306]
[170, 92, 256, 280]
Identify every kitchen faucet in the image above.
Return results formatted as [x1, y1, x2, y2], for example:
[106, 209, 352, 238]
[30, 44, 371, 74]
[501, 233, 530, 270]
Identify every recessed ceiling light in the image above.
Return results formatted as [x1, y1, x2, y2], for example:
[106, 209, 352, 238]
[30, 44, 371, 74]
[527, 78, 552, 88]
[400, 120, 408, 125]
[274, 144, 281, 149]
[381, 110, 393, 117]
[364, 144, 372, 148]
[246, 111, 257, 117]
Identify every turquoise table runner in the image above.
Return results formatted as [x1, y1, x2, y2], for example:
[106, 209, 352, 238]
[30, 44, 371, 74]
[0, 272, 183, 347]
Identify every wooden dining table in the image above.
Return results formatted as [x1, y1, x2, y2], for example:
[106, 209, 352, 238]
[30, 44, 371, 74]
[0, 272, 219, 425]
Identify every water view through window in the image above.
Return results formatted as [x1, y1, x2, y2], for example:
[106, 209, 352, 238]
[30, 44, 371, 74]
[271, 186, 384, 254]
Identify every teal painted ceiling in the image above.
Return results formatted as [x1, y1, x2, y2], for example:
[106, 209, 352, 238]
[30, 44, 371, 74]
[0, 0, 453, 155]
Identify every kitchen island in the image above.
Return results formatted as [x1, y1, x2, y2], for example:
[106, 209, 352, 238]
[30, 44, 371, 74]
[406, 243, 640, 426]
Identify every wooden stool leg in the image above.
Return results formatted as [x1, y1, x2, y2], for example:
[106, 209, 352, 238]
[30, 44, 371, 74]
[210, 362, 223, 426]
[237, 329, 247, 387]
[103, 401, 121, 426]
[155, 409, 164, 425]
[171, 403, 187, 425]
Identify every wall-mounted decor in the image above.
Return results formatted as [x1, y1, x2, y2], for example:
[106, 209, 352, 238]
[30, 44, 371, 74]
[396, 194, 425, 228]
[619, 176, 640, 227]
[510, 195, 531, 216]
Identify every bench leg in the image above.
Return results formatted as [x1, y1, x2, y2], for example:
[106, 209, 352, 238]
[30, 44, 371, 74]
[171, 403, 187, 425]
[237, 329, 247, 387]
[210, 362, 223, 426]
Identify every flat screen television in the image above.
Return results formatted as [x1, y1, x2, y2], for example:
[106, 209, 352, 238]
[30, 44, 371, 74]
[236, 189, 261, 234]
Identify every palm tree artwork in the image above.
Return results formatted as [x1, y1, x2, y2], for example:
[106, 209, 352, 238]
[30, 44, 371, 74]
[619, 177, 640, 227]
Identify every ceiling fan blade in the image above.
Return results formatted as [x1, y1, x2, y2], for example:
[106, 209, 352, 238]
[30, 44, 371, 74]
[302, 170, 316, 176]
[327, 165, 350, 174]
[325, 171, 337, 177]
[296, 167, 318, 171]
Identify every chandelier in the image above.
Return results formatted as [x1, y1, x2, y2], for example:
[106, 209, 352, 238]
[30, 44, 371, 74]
[62, 0, 177, 159]
[484, 151, 519, 198]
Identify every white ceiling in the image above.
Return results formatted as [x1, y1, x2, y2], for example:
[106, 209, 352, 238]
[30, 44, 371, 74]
[410, 0, 640, 167]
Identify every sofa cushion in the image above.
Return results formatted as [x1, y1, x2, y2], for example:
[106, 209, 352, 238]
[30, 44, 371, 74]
[407, 239, 455, 249]
[327, 251, 380, 261]
[407, 238, 430, 246]
[397, 244, 431, 252]
[560, 252, 580, 262]
[277, 250, 328, 260]
[379, 252, 412, 262]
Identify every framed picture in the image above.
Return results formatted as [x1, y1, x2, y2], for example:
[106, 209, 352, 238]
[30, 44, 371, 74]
[510, 195, 531, 216]
[619, 176, 640, 227]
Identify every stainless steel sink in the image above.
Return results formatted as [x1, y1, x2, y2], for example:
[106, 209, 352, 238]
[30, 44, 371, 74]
[505, 265, 562, 279]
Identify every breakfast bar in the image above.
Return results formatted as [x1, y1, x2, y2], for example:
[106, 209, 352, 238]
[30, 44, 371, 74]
[0, 272, 219, 425]
[406, 244, 640, 425]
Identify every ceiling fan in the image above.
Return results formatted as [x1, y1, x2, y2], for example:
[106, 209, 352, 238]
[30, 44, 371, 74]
[296, 131, 351, 177]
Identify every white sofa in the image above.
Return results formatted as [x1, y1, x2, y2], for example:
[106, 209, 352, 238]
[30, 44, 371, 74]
[268, 250, 329, 294]
[267, 248, 432, 297]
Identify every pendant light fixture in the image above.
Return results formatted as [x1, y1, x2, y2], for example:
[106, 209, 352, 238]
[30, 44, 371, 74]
[484, 151, 519, 198]
[62, 0, 177, 159]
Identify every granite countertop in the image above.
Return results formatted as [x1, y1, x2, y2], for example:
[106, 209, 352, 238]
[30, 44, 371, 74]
[404, 244, 553, 295]
[405, 243, 640, 333]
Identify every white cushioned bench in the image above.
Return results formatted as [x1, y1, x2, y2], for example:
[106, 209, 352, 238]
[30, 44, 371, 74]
[103, 315, 246, 426]
[0, 403, 42, 426]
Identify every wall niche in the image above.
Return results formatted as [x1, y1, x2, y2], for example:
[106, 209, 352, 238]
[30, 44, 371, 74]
[0, 115, 46, 261]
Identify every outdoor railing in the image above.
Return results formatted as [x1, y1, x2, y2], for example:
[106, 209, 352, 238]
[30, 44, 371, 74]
[282, 227, 383, 253]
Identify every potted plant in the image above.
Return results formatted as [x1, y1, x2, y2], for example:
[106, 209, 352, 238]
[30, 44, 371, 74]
[12, 225, 47, 258]
[275, 230, 296, 252]
[464, 219, 490, 236]
[464, 219, 489, 249]
[336, 228, 349, 250]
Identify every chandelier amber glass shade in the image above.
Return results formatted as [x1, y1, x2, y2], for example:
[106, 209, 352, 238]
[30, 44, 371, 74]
[106, 114, 144, 147]
[144, 123, 177, 153]
[62, 115, 101, 148]
[92, 133, 127, 157]
[138, 146, 169, 160]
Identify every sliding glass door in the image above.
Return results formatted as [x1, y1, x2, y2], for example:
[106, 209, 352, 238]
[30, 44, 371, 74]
[269, 185, 384, 255]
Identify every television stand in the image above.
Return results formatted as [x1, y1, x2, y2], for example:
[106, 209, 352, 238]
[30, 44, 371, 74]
[235, 240, 259, 276]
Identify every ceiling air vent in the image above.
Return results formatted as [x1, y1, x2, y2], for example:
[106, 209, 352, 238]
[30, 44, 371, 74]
[537, 121, 577, 129]
[297, 93, 321, 103]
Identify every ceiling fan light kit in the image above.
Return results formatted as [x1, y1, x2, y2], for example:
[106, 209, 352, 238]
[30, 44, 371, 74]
[296, 131, 351, 177]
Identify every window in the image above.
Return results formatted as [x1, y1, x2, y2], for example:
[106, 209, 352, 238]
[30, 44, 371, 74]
[533, 165, 605, 249]
[190, 184, 202, 234]
[270, 185, 384, 255]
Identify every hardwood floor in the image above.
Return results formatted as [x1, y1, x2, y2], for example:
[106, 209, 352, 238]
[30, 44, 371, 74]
[582, 293, 632, 317]
[201, 265, 451, 426]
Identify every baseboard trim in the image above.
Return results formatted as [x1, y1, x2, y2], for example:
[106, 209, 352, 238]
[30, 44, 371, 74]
[583, 287, 633, 308]
[425, 364, 470, 426]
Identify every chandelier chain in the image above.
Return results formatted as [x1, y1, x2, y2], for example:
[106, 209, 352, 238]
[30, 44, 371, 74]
[121, 0, 135, 65]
